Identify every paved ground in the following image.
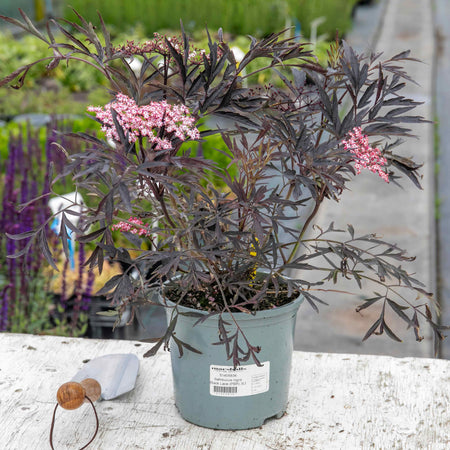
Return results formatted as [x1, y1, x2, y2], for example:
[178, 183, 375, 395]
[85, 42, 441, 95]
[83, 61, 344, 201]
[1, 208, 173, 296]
[293, 0, 438, 358]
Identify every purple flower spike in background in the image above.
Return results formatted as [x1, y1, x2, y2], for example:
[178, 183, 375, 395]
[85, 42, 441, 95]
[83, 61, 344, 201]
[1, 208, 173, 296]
[0, 122, 92, 335]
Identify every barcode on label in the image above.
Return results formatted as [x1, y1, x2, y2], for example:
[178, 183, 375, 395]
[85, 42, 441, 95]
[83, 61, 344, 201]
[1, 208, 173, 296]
[213, 386, 238, 394]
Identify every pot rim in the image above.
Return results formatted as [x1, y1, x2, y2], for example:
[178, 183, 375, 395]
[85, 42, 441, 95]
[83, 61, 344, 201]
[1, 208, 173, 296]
[162, 292, 304, 321]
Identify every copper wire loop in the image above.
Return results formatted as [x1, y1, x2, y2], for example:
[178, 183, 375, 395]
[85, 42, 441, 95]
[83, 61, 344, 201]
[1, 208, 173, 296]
[49, 396, 99, 450]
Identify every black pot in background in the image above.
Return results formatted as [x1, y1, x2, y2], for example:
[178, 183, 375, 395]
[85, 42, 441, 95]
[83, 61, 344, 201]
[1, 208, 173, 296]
[87, 296, 167, 340]
[51, 294, 167, 340]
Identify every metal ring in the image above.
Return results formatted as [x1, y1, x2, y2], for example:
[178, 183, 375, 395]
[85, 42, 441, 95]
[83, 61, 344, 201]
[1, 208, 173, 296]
[49, 396, 99, 450]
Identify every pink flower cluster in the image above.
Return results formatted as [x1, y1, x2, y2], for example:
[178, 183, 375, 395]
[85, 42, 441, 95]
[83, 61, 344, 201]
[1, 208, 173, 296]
[112, 217, 151, 236]
[342, 127, 389, 183]
[88, 93, 200, 149]
[114, 34, 207, 63]
[115, 34, 183, 57]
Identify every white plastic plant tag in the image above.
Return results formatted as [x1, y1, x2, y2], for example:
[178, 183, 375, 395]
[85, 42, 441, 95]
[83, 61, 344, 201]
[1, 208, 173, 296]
[209, 361, 270, 397]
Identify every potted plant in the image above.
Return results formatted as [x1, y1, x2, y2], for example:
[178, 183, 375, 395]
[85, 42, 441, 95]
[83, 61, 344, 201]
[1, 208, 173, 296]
[1, 10, 446, 429]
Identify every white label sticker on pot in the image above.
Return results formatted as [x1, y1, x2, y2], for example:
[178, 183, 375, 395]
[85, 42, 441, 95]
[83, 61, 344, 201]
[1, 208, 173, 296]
[209, 361, 270, 397]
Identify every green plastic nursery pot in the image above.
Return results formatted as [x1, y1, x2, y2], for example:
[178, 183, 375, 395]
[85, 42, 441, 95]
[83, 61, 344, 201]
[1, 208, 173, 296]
[165, 295, 303, 430]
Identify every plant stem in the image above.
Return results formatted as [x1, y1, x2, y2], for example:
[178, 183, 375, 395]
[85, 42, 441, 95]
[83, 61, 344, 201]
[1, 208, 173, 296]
[284, 184, 326, 266]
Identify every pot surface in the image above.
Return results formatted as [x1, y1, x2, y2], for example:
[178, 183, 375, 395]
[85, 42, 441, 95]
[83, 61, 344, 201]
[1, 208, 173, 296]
[166, 295, 303, 429]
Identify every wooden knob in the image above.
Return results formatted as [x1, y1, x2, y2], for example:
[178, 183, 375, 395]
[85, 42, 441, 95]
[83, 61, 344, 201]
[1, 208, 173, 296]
[80, 378, 101, 403]
[56, 382, 85, 410]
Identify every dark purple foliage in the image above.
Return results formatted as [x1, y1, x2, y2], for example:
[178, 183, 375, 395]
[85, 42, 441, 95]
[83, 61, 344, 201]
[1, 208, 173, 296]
[0, 10, 447, 361]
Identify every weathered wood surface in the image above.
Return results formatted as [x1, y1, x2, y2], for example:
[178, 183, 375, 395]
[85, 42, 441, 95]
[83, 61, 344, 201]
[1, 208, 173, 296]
[1, 333, 449, 449]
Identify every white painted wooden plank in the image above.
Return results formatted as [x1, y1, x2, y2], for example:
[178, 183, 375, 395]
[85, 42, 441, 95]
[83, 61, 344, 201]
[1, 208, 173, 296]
[0, 333, 449, 449]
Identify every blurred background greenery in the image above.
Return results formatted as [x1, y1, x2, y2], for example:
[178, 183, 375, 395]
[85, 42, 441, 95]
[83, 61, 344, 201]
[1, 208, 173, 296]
[1, 0, 359, 40]
[0, 0, 362, 119]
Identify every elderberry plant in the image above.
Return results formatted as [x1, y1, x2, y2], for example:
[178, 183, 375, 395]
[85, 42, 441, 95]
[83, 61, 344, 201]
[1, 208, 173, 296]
[1, 9, 446, 364]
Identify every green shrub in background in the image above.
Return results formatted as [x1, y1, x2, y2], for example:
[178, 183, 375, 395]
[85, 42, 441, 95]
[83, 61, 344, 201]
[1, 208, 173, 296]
[0, 116, 101, 161]
[0, 29, 334, 120]
[289, 0, 360, 41]
[2, 0, 355, 119]
[0, 30, 111, 118]
[0, 32, 107, 93]
[64, 0, 358, 39]
[0, 85, 108, 119]
[64, 0, 287, 37]
[180, 126, 237, 190]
